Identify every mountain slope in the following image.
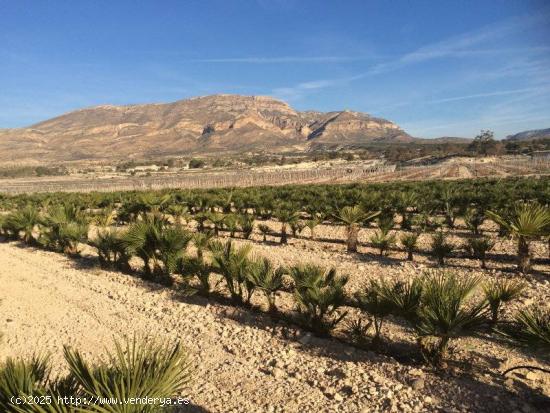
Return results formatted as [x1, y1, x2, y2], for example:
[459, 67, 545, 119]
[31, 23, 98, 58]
[0, 95, 411, 163]
[504, 128, 550, 142]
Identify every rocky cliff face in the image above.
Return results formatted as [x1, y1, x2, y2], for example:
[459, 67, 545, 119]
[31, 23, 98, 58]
[0, 94, 412, 163]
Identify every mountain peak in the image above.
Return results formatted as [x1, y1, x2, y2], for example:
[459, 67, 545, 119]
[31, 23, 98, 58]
[0, 94, 412, 163]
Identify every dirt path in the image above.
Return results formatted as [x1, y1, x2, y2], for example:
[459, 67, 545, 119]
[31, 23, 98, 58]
[0, 242, 540, 412]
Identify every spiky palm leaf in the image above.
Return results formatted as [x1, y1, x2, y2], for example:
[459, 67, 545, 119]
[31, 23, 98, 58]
[238, 214, 255, 239]
[63, 336, 191, 413]
[39, 204, 88, 255]
[370, 228, 396, 256]
[273, 208, 299, 245]
[465, 237, 494, 269]
[482, 278, 525, 324]
[504, 306, 550, 349]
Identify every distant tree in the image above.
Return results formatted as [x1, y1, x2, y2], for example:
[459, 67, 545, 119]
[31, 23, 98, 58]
[468, 130, 497, 156]
[188, 158, 205, 169]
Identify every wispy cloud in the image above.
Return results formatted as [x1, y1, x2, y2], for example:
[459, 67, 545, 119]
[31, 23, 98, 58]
[270, 11, 550, 100]
[188, 55, 374, 64]
[428, 87, 541, 104]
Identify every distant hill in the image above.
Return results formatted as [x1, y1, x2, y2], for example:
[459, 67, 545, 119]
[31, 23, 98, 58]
[0, 94, 411, 163]
[504, 128, 550, 142]
[415, 136, 472, 144]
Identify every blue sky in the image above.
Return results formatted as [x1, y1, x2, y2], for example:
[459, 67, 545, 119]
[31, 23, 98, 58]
[1, 0, 549, 138]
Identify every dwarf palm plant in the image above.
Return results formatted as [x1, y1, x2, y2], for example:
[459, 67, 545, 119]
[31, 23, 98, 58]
[210, 240, 253, 304]
[257, 224, 271, 243]
[124, 214, 191, 283]
[396, 192, 418, 230]
[465, 237, 494, 269]
[376, 277, 424, 323]
[238, 214, 255, 239]
[0, 337, 192, 413]
[355, 281, 394, 347]
[192, 231, 213, 259]
[273, 208, 299, 244]
[247, 257, 285, 313]
[487, 202, 550, 273]
[193, 212, 209, 233]
[156, 226, 192, 280]
[501, 307, 550, 376]
[0, 355, 51, 412]
[207, 212, 225, 236]
[65, 337, 191, 413]
[223, 214, 239, 238]
[165, 204, 190, 226]
[290, 265, 348, 335]
[400, 232, 419, 261]
[370, 227, 396, 256]
[39, 204, 88, 255]
[93, 208, 117, 228]
[335, 205, 379, 253]
[304, 218, 320, 240]
[464, 208, 485, 235]
[124, 213, 165, 278]
[414, 272, 487, 366]
[178, 254, 213, 296]
[89, 228, 132, 272]
[506, 306, 550, 349]
[4, 205, 40, 244]
[482, 279, 525, 325]
[430, 231, 453, 266]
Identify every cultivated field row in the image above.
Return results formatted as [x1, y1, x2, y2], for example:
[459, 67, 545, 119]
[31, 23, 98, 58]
[0, 158, 548, 194]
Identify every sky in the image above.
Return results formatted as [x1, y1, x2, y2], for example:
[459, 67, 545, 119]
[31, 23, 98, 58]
[1, 0, 549, 138]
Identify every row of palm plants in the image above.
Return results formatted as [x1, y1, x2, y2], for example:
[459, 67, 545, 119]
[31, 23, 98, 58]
[0, 204, 89, 255]
[350, 271, 548, 367]
[1, 205, 547, 375]
[0, 336, 192, 412]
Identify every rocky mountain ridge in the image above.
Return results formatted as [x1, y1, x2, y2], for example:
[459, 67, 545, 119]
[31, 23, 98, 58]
[0, 94, 411, 163]
[504, 128, 550, 142]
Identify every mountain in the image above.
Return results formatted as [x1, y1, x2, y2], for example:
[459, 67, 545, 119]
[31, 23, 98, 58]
[504, 128, 550, 142]
[0, 94, 411, 164]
